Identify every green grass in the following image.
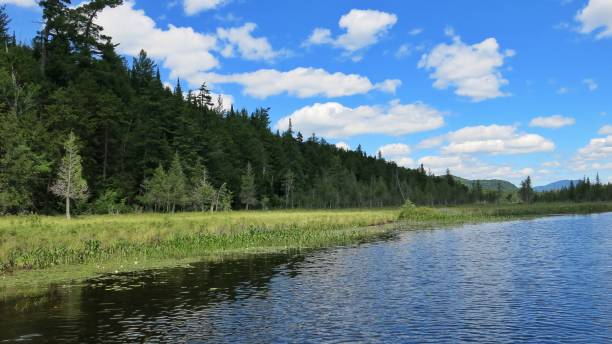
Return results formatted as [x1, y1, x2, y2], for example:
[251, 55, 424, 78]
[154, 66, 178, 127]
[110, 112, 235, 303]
[2, 202, 612, 299]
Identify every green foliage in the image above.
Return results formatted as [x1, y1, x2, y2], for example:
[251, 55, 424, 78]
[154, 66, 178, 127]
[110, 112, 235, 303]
[91, 189, 127, 215]
[519, 176, 534, 204]
[239, 162, 257, 210]
[190, 163, 215, 212]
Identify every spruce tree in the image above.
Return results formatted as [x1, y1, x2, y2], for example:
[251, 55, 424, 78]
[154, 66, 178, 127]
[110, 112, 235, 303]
[519, 176, 534, 204]
[191, 163, 215, 212]
[50, 132, 88, 219]
[167, 152, 187, 213]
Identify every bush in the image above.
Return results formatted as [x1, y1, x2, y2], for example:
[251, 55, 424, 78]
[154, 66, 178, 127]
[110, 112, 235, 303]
[91, 190, 128, 215]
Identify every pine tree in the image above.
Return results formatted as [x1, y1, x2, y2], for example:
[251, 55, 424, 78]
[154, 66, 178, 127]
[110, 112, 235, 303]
[142, 164, 168, 211]
[240, 162, 257, 210]
[167, 152, 187, 212]
[50, 132, 88, 219]
[0, 6, 10, 44]
[191, 164, 215, 212]
[519, 176, 534, 204]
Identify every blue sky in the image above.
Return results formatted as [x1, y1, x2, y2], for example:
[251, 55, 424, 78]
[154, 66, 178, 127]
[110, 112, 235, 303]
[4, 0, 612, 185]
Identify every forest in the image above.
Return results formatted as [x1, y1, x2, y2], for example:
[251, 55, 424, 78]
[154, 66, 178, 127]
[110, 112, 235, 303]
[0, 1, 608, 216]
[0, 1, 484, 215]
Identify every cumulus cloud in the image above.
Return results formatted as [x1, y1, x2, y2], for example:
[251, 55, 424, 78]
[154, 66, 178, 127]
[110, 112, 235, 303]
[98, 1, 219, 84]
[577, 135, 612, 160]
[599, 125, 612, 135]
[378, 143, 413, 167]
[275, 100, 445, 138]
[0, 0, 36, 7]
[306, 9, 397, 58]
[335, 142, 351, 151]
[217, 23, 286, 61]
[418, 155, 532, 181]
[542, 161, 561, 167]
[576, 0, 612, 39]
[427, 125, 555, 155]
[529, 115, 575, 129]
[183, 0, 229, 15]
[418, 31, 514, 101]
[200, 67, 401, 98]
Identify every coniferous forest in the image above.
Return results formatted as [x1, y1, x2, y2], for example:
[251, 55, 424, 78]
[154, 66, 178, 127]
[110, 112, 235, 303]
[0, 1, 479, 215]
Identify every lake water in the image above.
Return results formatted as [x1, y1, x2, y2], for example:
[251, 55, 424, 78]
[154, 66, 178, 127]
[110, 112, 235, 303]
[1, 213, 612, 343]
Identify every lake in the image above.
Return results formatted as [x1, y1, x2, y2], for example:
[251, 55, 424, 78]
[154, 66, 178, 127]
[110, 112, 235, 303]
[1, 213, 611, 343]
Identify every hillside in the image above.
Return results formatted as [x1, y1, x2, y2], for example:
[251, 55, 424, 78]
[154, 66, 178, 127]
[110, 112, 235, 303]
[534, 180, 582, 193]
[454, 177, 518, 193]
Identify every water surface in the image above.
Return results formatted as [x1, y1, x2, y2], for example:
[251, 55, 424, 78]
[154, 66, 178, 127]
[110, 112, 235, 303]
[1, 213, 611, 343]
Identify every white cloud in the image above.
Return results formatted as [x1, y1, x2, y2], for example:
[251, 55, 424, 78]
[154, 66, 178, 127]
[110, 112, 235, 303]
[275, 100, 445, 138]
[374, 79, 401, 93]
[576, 0, 612, 39]
[378, 143, 411, 157]
[542, 161, 561, 167]
[409, 28, 424, 36]
[599, 125, 612, 135]
[0, 0, 36, 7]
[577, 135, 612, 160]
[217, 23, 285, 61]
[418, 135, 446, 149]
[529, 115, 575, 129]
[306, 9, 397, 57]
[183, 0, 229, 15]
[200, 67, 401, 98]
[211, 93, 234, 111]
[335, 142, 351, 151]
[584, 78, 598, 91]
[418, 155, 532, 181]
[418, 32, 514, 101]
[432, 125, 555, 155]
[97, 1, 219, 85]
[378, 143, 413, 167]
[395, 44, 412, 59]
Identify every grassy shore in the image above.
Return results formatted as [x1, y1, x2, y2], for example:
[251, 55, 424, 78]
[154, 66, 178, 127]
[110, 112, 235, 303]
[2, 202, 612, 298]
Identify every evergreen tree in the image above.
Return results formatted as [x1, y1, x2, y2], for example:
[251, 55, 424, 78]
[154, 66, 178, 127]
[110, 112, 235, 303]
[240, 162, 257, 210]
[167, 152, 187, 212]
[519, 176, 534, 204]
[190, 162, 215, 212]
[0, 6, 10, 44]
[50, 132, 88, 219]
[142, 164, 168, 212]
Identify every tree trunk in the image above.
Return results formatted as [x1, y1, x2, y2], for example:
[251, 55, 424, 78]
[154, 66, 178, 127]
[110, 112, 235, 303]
[66, 197, 71, 220]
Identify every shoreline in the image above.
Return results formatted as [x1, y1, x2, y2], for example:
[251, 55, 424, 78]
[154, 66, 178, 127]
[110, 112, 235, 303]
[2, 203, 612, 300]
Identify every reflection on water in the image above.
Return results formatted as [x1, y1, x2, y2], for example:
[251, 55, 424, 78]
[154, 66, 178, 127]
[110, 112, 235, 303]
[1, 213, 612, 343]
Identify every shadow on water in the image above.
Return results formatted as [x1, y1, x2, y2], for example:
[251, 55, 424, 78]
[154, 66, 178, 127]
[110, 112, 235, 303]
[0, 252, 310, 343]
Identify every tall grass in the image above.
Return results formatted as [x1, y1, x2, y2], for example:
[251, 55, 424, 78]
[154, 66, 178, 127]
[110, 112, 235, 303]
[0, 209, 397, 274]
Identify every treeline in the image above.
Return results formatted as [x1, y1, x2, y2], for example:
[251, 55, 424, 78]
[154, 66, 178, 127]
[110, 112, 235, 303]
[535, 177, 612, 203]
[0, 1, 475, 215]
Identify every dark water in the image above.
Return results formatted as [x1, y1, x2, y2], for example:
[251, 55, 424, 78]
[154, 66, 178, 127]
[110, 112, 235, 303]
[2, 214, 612, 343]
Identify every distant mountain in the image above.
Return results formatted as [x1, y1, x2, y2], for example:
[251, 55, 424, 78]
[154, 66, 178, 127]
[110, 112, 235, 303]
[534, 180, 582, 193]
[454, 176, 518, 192]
